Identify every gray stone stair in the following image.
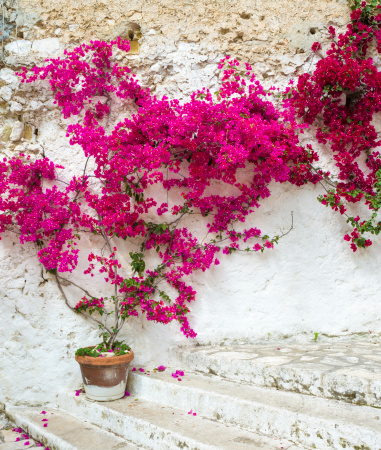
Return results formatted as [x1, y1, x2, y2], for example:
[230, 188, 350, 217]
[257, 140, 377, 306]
[126, 366, 381, 450]
[174, 342, 381, 406]
[57, 392, 299, 449]
[5, 407, 137, 450]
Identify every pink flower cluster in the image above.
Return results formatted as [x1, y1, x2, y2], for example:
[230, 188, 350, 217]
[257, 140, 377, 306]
[0, 38, 324, 341]
[74, 296, 105, 314]
[172, 369, 185, 380]
[286, 1, 381, 251]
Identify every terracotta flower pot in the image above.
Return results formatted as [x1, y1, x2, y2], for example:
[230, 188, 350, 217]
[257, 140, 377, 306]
[75, 349, 134, 401]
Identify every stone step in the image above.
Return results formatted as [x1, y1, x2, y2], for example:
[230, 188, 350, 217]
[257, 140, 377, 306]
[174, 342, 381, 406]
[127, 368, 381, 450]
[0, 444, 38, 450]
[0, 427, 37, 449]
[6, 407, 138, 450]
[0, 442, 37, 450]
[57, 391, 302, 449]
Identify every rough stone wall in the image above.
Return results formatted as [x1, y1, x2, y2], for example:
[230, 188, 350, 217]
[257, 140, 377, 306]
[1, 0, 380, 406]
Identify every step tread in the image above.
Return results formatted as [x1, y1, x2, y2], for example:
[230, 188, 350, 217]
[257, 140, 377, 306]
[176, 343, 381, 407]
[59, 392, 303, 449]
[180, 342, 381, 375]
[180, 343, 381, 379]
[0, 443, 37, 450]
[129, 368, 381, 433]
[7, 407, 137, 450]
[176, 343, 381, 382]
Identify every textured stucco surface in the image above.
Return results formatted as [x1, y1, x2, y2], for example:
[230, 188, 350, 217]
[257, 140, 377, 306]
[1, 0, 381, 406]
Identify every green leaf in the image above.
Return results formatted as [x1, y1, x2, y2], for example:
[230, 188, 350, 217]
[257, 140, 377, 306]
[356, 237, 366, 247]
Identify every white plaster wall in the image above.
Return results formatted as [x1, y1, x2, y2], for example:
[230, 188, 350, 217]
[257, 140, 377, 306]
[1, 0, 380, 406]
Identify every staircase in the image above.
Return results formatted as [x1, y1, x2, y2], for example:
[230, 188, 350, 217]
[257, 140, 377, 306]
[5, 342, 381, 449]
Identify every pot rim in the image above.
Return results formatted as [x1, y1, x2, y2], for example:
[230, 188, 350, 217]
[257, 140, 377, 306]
[75, 347, 134, 366]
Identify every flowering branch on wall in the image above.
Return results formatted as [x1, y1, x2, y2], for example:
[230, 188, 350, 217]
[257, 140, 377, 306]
[284, 0, 381, 252]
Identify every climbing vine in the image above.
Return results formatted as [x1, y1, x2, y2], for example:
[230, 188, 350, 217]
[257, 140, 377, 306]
[0, 0, 380, 348]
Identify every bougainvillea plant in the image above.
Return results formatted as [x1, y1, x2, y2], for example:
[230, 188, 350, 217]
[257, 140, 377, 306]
[284, 0, 381, 251]
[0, 37, 320, 351]
[1, 0, 378, 351]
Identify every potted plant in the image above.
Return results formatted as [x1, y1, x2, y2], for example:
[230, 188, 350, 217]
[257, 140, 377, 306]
[74, 344, 134, 401]
[0, 39, 315, 400]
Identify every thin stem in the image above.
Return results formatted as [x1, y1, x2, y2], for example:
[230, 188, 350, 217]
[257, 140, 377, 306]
[98, 214, 120, 345]
[315, 177, 350, 219]
[203, 211, 294, 251]
[277, 210, 294, 239]
[53, 178, 70, 186]
[55, 274, 113, 336]
[72, 156, 90, 202]
[56, 274, 98, 300]
[309, 164, 338, 189]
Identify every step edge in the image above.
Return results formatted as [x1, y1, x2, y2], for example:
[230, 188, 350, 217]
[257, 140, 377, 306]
[127, 372, 381, 444]
[57, 392, 222, 450]
[129, 370, 380, 419]
[58, 391, 309, 450]
[6, 407, 76, 450]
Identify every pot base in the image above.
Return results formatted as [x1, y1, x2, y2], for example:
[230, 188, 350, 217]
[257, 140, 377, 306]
[84, 380, 126, 401]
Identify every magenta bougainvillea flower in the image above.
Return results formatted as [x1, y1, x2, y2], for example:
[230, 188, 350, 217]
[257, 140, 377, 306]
[157, 365, 166, 372]
[311, 42, 322, 52]
[172, 370, 184, 378]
